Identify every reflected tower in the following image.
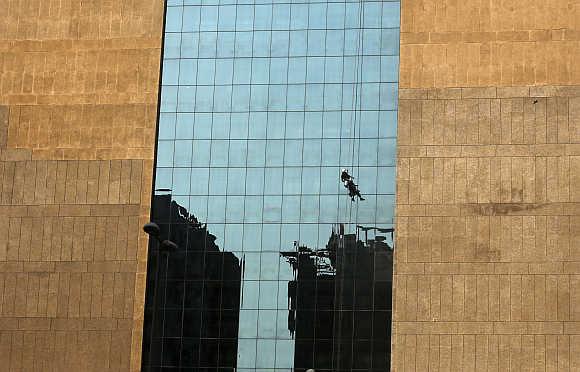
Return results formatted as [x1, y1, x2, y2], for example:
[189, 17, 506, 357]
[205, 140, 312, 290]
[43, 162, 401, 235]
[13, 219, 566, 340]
[282, 225, 393, 371]
[142, 194, 242, 370]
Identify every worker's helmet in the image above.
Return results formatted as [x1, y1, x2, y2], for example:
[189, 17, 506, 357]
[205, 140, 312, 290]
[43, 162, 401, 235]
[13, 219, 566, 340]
[341, 168, 347, 173]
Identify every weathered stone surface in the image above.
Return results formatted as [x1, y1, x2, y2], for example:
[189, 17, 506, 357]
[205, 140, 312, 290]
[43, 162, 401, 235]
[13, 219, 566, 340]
[394, 83, 580, 370]
[0, 1, 163, 371]
[399, 0, 580, 88]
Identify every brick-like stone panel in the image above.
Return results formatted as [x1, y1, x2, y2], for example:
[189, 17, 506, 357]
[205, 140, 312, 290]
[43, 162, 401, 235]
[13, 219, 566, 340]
[400, 0, 580, 88]
[6, 105, 157, 160]
[393, 87, 580, 371]
[0, 140, 150, 372]
[0, 1, 163, 371]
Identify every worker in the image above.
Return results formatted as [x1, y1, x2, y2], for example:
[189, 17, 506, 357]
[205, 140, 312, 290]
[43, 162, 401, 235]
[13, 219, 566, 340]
[340, 168, 351, 183]
[340, 169, 364, 201]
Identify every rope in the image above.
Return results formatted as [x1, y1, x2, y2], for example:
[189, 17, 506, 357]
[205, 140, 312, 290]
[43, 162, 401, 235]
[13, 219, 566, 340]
[335, 2, 365, 370]
[347, 0, 365, 234]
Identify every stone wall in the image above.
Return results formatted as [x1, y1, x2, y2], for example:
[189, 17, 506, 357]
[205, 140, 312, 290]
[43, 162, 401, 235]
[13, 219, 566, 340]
[0, 1, 164, 371]
[393, 0, 580, 370]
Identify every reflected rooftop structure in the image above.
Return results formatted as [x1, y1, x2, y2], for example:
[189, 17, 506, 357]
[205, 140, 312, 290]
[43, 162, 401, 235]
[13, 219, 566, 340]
[281, 225, 393, 371]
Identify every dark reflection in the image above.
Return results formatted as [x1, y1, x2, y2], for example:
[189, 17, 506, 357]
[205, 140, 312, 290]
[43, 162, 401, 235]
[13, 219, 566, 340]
[281, 224, 393, 372]
[141, 194, 242, 371]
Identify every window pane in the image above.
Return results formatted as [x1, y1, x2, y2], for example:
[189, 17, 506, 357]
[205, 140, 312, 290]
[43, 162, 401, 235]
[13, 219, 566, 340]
[218, 5, 236, 31]
[198, 32, 217, 57]
[289, 30, 307, 56]
[182, 7, 200, 32]
[283, 167, 302, 194]
[229, 140, 248, 167]
[308, 3, 327, 29]
[191, 140, 211, 166]
[271, 31, 290, 57]
[307, 30, 325, 55]
[190, 168, 209, 195]
[245, 168, 264, 195]
[166, 7, 183, 32]
[200, 6, 218, 31]
[290, 4, 308, 29]
[270, 58, 288, 84]
[264, 168, 283, 195]
[236, 5, 254, 31]
[180, 33, 199, 58]
[217, 32, 235, 57]
[272, 4, 290, 29]
[254, 4, 273, 30]
[158, 113, 176, 140]
[327, 3, 345, 29]
[174, 140, 193, 166]
[253, 31, 271, 57]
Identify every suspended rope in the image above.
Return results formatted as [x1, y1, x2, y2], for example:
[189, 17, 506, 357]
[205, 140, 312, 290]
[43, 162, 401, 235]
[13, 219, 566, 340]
[348, 0, 366, 239]
[336, 7, 365, 370]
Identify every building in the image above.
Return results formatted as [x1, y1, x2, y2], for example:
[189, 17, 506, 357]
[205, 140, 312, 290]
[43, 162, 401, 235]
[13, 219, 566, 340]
[392, 2, 580, 370]
[0, 0, 578, 371]
[148, 0, 399, 370]
[142, 194, 241, 370]
[281, 227, 393, 371]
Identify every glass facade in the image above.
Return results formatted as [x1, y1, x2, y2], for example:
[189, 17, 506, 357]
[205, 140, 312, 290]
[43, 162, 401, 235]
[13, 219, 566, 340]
[143, 0, 400, 370]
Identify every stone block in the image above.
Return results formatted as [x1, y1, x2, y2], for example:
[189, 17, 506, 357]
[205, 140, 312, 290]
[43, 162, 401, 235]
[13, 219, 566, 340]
[462, 87, 497, 99]
[496, 86, 531, 98]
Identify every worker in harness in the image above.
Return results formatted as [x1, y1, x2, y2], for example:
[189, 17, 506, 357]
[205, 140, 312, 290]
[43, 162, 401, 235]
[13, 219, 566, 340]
[340, 169, 365, 201]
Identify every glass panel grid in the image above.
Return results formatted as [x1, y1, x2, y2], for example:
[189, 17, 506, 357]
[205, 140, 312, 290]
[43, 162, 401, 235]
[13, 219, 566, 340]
[144, 0, 399, 370]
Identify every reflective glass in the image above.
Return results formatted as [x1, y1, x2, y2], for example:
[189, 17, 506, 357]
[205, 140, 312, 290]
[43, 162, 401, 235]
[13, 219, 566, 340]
[182, 7, 200, 32]
[307, 29, 326, 55]
[289, 30, 307, 56]
[327, 3, 345, 29]
[164, 33, 182, 59]
[217, 32, 235, 57]
[146, 1, 400, 370]
[269, 58, 288, 84]
[178, 59, 197, 85]
[198, 32, 217, 58]
[236, 5, 255, 31]
[254, 4, 273, 30]
[235, 32, 253, 58]
[272, 4, 290, 29]
[214, 59, 233, 84]
[177, 85, 195, 111]
[270, 31, 290, 57]
[218, 6, 236, 31]
[253, 31, 271, 57]
[200, 6, 218, 31]
[158, 113, 176, 140]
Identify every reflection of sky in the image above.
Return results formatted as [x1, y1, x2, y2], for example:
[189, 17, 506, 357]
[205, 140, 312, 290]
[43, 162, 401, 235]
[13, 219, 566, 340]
[158, 0, 400, 369]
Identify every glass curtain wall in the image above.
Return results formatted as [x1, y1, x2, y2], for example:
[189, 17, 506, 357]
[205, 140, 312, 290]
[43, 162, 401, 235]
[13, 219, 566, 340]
[143, 0, 400, 371]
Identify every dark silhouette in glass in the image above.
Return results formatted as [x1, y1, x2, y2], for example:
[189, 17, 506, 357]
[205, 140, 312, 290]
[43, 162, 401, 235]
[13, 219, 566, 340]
[281, 225, 393, 372]
[141, 194, 242, 371]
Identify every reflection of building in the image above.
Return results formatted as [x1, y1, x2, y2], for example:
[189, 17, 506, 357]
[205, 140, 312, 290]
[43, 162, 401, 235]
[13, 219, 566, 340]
[282, 226, 393, 371]
[141, 195, 241, 370]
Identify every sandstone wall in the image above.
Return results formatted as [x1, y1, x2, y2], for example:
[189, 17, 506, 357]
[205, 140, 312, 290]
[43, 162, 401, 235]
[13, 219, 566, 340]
[0, 1, 164, 371]
[393, 0, 580, 370]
